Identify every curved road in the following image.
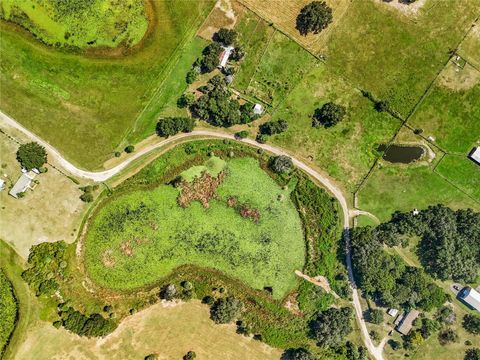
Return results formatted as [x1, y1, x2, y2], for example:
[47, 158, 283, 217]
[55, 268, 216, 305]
[0, 110, 384, 360]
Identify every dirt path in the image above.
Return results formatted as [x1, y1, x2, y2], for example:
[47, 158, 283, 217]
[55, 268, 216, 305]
[0, 109, 384, 360]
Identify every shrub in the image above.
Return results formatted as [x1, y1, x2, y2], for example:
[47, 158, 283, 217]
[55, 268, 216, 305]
[202, 295, 214, 305]
[312, 102, 346, 128]
[435, 306, 455, 324]
[16, 142, 47, 170]
[296, 1, 333, 36]
[374, 100, 391, 113]
[213, 28, 237, 46]
[156, 117, 195, 137]
[465, 348, 480, 360]
[368, 309, 384, 324]
[210, 297, 243, 324]
[183, 351, 196, 360]
[438, 328, 459, 345]
[160, 284, 176, 301]
[463, 314, 480, 335]
[124, 145, 134, 153]
[256, 134, 267, 144]
[270, 155, 293, 174]
[114, 151, 121, 157]
[234, 130, 249, 139]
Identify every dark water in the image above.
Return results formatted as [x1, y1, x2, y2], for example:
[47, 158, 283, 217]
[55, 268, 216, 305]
[378, 144, 424, 164]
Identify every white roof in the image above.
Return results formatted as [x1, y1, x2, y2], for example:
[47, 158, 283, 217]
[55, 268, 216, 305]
[219, 46, 234, 68]
[459, 287, 480, 311]
[0, 179, 4, 190]
[387, 308, 398, 317]
[469, 147, 480, 164]
[9, 172, 35, 198]
[253, 103, 264, 115]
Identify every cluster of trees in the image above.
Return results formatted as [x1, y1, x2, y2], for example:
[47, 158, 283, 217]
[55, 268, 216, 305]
[350, 226, 446, 310]
[190, 75, 258, 127]
[377, 205, 480, 282]
[210, 297, 243, 324]
[156, 117, 195, 137]
[259, 119, 288, 135]
[463, 314, 480, 335]
[270, 155, 293, 174]
[79, 184, 99, 203]
[57, 306, 116, 337]
[312, 102, 346, 128]
[296, 1, 333, 36]
[16, 142, 47, 170]
[160, 281, 195, 301]
[309, 307, 353, 347]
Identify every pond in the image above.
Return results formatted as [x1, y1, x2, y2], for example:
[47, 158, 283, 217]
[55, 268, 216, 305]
[378, 144, 425, 164]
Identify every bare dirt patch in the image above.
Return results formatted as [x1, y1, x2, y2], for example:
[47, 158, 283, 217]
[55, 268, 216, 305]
[120, 241, 134, 257]
[101, 250, 116, 268]
[439, 61, 480, 91]
[239, 204, 261, 222]
[198, 0, 245, 40]
[177, 171, 226, 208]
[374, 0, 428, 17]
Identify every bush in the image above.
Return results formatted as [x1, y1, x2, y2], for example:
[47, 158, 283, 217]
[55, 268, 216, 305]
[296, 1, 333, 36]
[256, 134, 267, 144]
[463, 314, 480, 335]
[114, 151, 121, 157]
[210, 297, 243, 324]
[213, 28, 237, 46]
[16, 142, 47, 170]
[259, 119, 288, 135]
[160, 284, 176, 301]
[465, 348, 480, 360]
[312, 102, 346, 128]
[234, 130, 249, 139]
[183, 351, 196, 360]
[270, 155, 293, 174]
[156, 117, 195, 137]
[368, 309, 384, 324]
[202, 295, 215, 305]
[438, 328, 459, 345]
[124, 145, 135, 153]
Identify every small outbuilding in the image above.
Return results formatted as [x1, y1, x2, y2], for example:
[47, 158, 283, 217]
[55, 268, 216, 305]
[459, 287, 480, 311]
[387, 308, 399, 317]
[395, 309, 419, 335]
[468, 147, 480, 166]
[253, 103, 264, 115]
[9, 171, 36, 198]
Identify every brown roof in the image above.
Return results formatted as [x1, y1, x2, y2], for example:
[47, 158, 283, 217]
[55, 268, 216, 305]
[396, 309, 419, 335]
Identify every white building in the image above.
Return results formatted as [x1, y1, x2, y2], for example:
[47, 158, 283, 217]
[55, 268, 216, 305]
[253, 103, 264, 115]
[468, 147, 480, 165]
[9, 171, 36, 198]
[459, 287, 480, 311]
[218, 46, 234, 68]
[387, 308, 399, 317]
[0, 179, 5, 192]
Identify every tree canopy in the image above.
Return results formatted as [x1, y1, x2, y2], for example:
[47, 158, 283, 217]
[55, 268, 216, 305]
[296, 1, 333, 36]
[270, 155, 293, 174]
[156, 117, 195, 137]
[16, 142, 47, 170]
[463, 314, 480, 335]
[210, 297, 243, 324]
[312, 102, 346, 128]
[214, 28, 237, 46]
[259, 119, 288, 135]
[309, 307, 353, 347]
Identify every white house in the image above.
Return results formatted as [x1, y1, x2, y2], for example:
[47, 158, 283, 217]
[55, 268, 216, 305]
[253, 103, 264, 115]
[218, 46, 234, 68]
[9, 171, 36, 198]
[459, 287, 480, 311]
[468, 147, 480, 165]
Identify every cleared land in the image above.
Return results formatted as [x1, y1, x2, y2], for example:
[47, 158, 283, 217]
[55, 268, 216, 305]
[0, 123, 87, 259]
[325, 0, 480, 117]
[85, 157, 305, 298]
[0, 0, 214, 169]
[1, 0, 148, 49]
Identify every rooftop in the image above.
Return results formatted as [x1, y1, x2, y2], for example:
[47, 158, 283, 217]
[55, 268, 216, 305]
[396, 309, 419, 335]
[459, 287, 480, 311]
[9, 171, 36, 199]
[469, 147, 480, 165]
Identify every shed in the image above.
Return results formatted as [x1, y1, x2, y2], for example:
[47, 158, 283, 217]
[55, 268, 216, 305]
[395, 309, 419, 335]
[9, 171, 36, 198]
[459, 287, 480, 311]
[218, 46, 234, 68]
[253, 103, 264, 115]
[468, 147, 480, 165]
[387, 308, 399, 317]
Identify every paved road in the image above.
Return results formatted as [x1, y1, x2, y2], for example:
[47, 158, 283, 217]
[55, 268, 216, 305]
[0, 110, 384, 360]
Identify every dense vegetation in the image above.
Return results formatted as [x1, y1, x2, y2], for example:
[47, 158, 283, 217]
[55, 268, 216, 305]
[156, 117, 195, 137]
[59, 306, 116, 337]
[296, 1, 333, 36]
[210, 297, 243, 324]
[0, 270, 17, 357]
[309, 307, 353, 347]
[377, 205, 480, 282]
[16, 142, 47, 170]
[0, 0, 148, 49]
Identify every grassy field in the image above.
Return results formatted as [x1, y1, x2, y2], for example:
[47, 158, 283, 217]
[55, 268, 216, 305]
[0, 122, 87, 259]
[325, 0, 480, 117]
[1, 0, 148, 49]
[269, 63, 401, 194]
[435, 155, 480, 201]
[241, 30, 317, 106]
[238, 0, 351, 54]
[0, 270, 17, 357]
[0, 0, 214, 169]
[458, 22, 480, 68]
[85, 157, 305, 298]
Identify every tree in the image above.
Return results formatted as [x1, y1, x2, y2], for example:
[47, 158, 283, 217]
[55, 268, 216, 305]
[124, 145, 134, 153]
[80, 192, 94, 203]
[465, 348, 480, 360]
[388, 339, 401, 351]
[282, 348, 315, 360]
[296, 1, 333, 36]
[310, 307, 353, 347]
[270, 155, 293, 174]
[177, 93, 195, 108]
[235, 130, 249, 139]
[156, 117, 195, 137]
[369, 309, 384, 324]
[374, 100, 391, 113]
[312, 102, 346, 128]
[16, 142, 47, 170]
[210, 297, 243, 324]
[463, 314, 480, 335]
[200, 42, 223, 73]
[161, 284, 176, 300]
[259, 119, 288, 135]
[186, 69, 198, 84]
[183, 351, 196, 360]
[214, 28, 237, 46]
[231, 46, 245, 61]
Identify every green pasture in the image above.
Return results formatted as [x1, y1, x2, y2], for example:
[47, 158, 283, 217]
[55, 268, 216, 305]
[85, 157, 305, 298]
[0, 0, 214, 169]
[269, 64, 401, 193]
[0, 270, 17, 357]
[325, 0, 480, 117]
[1, 0, 148, 49]
[435, 155, 480, 201]
[241, 30, 317, 106]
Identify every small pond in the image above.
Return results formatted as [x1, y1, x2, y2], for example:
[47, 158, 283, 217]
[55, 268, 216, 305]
[378, 144, 425, 164]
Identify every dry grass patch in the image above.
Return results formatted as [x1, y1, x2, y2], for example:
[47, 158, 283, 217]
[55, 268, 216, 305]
[458, 22, 480, 68]
[197, 0, 245, 40]
[438, 61, 480, 91]
[238, 0, 351, 54]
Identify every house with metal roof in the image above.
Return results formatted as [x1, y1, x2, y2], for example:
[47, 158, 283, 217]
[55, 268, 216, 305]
[395, 309, 420, 335]
[9, 171, 36, 198]
[459, 287, 480, 311]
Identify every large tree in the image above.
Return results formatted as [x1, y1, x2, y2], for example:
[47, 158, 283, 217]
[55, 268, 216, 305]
[16, 142, 47, 170]
[210, 297, 243, 324]
[156, 117, 195, 137]
[296, 1, 333, 36]
[270, 155, 293, 174]
[310, 307, 353, 347]
[214, 28, 237, 46]
[312, 102, 346, 128]
[463, 314, 480, 335]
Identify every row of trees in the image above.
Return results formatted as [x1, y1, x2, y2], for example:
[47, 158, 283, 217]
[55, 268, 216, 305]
[156, 117, 195, 137]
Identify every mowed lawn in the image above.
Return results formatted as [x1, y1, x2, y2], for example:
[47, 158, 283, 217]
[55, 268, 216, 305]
[269, 64, 401, 194]
[0, 0, 214, 170]
[85, 157, 305, 298]
[325, 0, 480, 117]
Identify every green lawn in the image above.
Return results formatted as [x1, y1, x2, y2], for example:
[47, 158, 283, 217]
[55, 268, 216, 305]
[0, 270, 17, 357]
[0, 0, 214, 169]
[85, 157, 305, 298]
[269, 64, 401, 193]
[1, 0, 148, 49]
[242, 30, 317, 106]
[435, 155, 480, 201]
[325, 0, 480, 117]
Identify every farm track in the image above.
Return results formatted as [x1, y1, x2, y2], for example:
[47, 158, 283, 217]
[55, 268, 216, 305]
[0, 109, 384, 360]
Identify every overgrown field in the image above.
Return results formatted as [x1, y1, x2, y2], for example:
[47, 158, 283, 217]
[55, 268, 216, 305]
[85, 156, 305, 298]
[1, 0, 148, 49]
[0, 270, 17, 357]
[0, 0, 214, 169]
